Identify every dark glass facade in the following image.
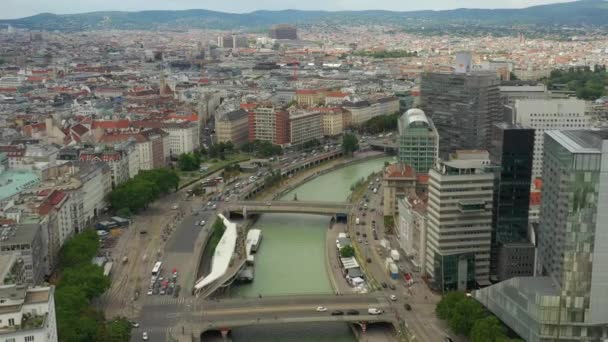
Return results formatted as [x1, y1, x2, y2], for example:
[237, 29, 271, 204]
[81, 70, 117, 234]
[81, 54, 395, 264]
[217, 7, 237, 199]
[490, 123, 535, 279]
[433, 252, 476, 293]
[420, 71, 501, 158]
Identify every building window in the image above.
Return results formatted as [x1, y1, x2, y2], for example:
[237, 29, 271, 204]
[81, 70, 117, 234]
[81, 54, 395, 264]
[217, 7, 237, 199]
[6, 338, 15, 342]
[25, 337, 34, 342]
[8, 318, 14, 326]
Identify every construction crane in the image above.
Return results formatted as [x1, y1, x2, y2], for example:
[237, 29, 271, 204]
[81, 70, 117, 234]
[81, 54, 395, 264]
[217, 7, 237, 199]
[287, 57, 299, 81]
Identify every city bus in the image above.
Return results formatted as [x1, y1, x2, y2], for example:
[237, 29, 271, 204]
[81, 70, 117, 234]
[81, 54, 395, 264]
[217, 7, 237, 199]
[151, 261, 162, 276]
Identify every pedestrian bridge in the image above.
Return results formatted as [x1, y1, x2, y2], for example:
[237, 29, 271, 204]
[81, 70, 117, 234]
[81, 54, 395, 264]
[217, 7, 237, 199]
[225, 200, 352, 216]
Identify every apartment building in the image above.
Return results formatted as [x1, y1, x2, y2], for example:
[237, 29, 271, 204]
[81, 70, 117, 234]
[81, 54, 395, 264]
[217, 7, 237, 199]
[0, 224, 44, 286]
[289, 111, 322, 146]
[0, 285, 57, 342]
[216, 109, 249, 147]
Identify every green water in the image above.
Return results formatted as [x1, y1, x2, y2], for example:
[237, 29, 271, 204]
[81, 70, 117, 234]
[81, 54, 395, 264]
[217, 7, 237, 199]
[231, 156, 390, 341]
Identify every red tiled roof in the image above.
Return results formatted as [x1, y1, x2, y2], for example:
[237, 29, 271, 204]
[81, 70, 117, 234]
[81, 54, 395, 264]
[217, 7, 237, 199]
[416, 174, 430, 183]
[165, 113, 198, 122]
[385, 163, 416, 178]
[71, 124, 89, 136]
[92, 120, 131, 130]
[326, 91, 348, 98]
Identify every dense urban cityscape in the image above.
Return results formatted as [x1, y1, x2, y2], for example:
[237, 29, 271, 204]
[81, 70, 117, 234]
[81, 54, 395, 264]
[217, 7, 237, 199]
[0, 1, 608, 341]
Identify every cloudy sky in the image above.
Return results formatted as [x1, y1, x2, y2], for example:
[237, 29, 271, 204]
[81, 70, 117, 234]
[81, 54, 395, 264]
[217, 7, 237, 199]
[1, 0, 574, 19]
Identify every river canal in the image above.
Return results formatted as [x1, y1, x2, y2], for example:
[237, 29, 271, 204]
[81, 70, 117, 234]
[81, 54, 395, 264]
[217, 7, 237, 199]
[231, 156, 391, 341]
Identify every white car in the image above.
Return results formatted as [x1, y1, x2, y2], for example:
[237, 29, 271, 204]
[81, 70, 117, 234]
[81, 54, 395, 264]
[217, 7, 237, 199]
[368, 308, 383, 315]
[142, 331, 149, 340]
[171, 205, 179, 210]
[390, 295, 397, 301]
[316, 306, 327, 312]
[146, 289, 153, 295]
[200, 220, 206, 226]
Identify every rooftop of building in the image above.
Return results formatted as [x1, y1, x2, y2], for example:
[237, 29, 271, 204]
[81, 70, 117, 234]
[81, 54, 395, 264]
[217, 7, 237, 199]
[546, 129, 608, 154]
[0, 224, 39, 246]
[0, 170, 40, 201]
[219, 109, 248, 122]
[384, 163, 416, 179]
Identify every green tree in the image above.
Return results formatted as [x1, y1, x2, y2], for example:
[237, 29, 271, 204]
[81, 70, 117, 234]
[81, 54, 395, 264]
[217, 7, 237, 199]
[97, 318, 132, 342]
[343, 133, 359, 156]
[436, 291, 467, 320]
[178, 153, 200, 171]
[116, 207, 132, 218]
[449, 298, 486, 336]
[471, 316, 507, 342]
[60, 264, 110, 299]
[59, 230, 99, 269]
[340, 245, 355, 258]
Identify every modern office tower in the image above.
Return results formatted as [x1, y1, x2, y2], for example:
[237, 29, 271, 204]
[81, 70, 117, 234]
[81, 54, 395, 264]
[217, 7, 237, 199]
[489, 123, 535, 281]
[268, 24, 298, 40]
[475, 129, 608, 342]
[420, 71, 501, 158]
[397, 108, 439, 174]
[426, 150, 494, 292]
[514, 98, 589, 180]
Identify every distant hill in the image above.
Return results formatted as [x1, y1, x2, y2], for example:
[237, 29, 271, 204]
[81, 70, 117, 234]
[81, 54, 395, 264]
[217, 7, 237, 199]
[1, 0, 608, 32]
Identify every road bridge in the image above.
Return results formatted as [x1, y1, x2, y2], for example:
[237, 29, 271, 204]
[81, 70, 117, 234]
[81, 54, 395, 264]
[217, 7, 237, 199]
[225, 200, 351, 217]
[151, 294, 400, 340]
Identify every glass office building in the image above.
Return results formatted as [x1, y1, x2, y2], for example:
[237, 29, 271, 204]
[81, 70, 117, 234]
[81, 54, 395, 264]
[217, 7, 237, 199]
[475, 130, 608, 342]
[397, 108, 438, 174]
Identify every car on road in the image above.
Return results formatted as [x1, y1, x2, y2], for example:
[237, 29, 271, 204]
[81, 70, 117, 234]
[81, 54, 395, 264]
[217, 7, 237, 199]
[367, 308, 383, 315]
[381, 282, 388, 288]
[404, 304, 412, 311]
[146, 288, 153, 295]
[131, 321, 140, 328]
[167, 286, 174, 295]
[316, 306, 327, 312]
[153, 287, 159, 295]
[200, 220, 206, 226]
[160, 288, 166, 295]
[346, 309, 359, 315]
[173, 285, 181, 298]
[140, 230, 147, 235]
[331, 310, 344, 316]
[390, 295, 397, 301]
[142, 331, 149, 340]
[212, 204, 217, 209]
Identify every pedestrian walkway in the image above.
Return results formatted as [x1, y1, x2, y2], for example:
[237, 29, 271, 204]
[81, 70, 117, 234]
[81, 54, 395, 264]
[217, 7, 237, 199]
[148, 296, 196, 306]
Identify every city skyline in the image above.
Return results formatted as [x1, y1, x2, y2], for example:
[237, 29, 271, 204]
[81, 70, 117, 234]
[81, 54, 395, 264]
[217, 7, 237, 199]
[1, 0, 576, 19]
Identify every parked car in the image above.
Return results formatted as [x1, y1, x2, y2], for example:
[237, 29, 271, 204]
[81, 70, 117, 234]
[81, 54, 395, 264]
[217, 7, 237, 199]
[404, 304, 412, 311]
[142, 331, 149, 340]
[173, 285, 181, 298]
[346, 309, 359, 315]
[381, 282, 388, 288]
[316, 306, 327, 312]
[331, 310, 344, 316]
[131, 321, 140, 328]
[390, 295, 397, 301]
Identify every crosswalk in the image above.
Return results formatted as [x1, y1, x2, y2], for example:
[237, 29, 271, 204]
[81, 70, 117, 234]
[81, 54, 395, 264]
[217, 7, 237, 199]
[148, 296, 197, 305]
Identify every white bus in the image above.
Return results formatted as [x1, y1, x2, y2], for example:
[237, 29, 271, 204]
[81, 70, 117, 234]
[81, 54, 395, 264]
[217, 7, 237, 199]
[151, 261, 162, 276]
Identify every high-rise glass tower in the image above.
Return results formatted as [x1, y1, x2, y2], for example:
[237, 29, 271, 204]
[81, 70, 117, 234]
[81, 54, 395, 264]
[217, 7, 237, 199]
[421, 71, 501, 158]
[475, 129, 608, 342]
[397, 108, 438, 174]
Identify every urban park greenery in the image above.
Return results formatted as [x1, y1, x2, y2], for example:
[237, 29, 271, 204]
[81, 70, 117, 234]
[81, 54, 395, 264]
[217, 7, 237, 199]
[107, 169, 179, 213]
[436, 291, 523, 342]
[55, 229, 131, 341]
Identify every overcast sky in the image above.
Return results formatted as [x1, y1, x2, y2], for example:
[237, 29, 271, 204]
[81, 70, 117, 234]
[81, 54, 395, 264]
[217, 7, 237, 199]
[1, 0, 575, 19]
